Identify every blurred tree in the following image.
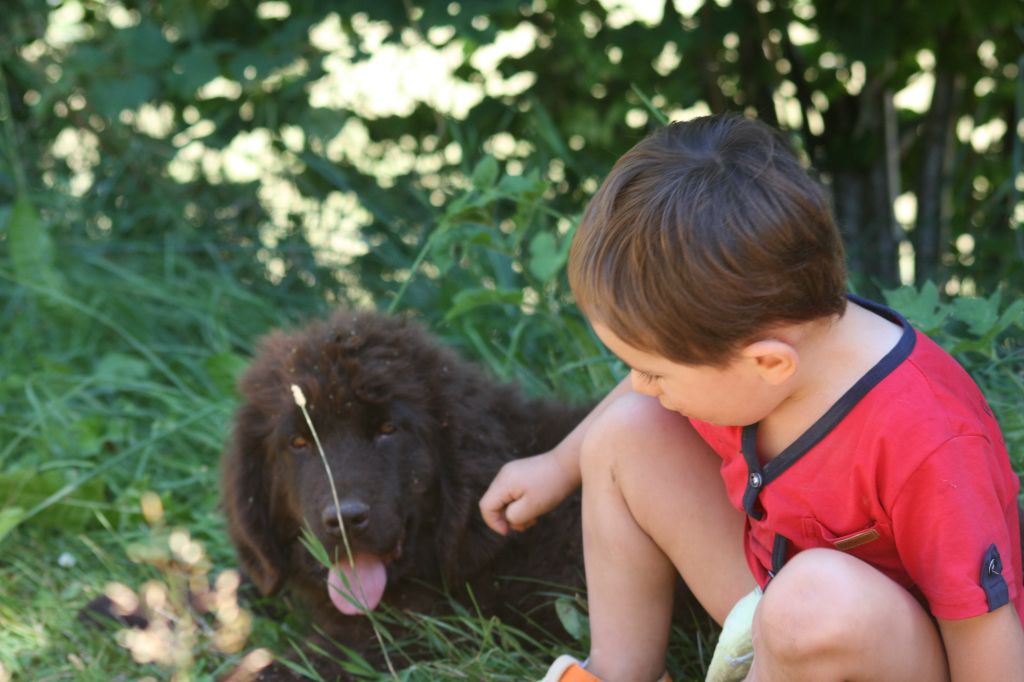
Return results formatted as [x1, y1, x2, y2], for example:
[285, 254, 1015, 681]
[1, 0, 1021, 314]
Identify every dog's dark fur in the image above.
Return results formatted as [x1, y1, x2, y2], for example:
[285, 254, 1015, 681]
[222, 309, 593, 678]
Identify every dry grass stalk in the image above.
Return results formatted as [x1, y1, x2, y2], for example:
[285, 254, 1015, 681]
[290, 383, 399, 680]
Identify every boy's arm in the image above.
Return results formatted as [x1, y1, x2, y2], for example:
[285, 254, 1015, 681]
[479, 376, 634, 535]
[939, 605, 1024, 681]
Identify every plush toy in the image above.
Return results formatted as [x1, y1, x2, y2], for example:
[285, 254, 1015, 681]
[705, 587, 762, 682]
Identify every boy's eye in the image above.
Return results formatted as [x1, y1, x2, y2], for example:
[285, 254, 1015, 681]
[634, 369, 659, 383]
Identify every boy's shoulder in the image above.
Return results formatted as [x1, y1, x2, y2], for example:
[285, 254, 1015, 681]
[830, 326, 1011, 514]
[833, 296, 996, 446]
[860, 328, 1002, 460]
[892, 330, 992, 425]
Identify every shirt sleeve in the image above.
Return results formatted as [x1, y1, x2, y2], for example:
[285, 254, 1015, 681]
[889, 434, 1020, 620]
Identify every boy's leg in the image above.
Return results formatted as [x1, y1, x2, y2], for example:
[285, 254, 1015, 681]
[579, 392, 755, 681]
[749, 548, 949, 682]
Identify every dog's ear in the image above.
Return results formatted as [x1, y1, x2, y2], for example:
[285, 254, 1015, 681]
[405, 341, 511, 583]
[435, 456, 509, 584]
[221, 404, 288, 596]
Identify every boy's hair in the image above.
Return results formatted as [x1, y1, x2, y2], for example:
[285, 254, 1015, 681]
[569, 113, 847, 366]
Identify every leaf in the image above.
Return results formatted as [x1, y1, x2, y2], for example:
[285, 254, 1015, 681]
[951, 293, 1001, 337]
[498, 169, 546, 197]
[554, 596, 588, 640]
[89, 74, 156, 119]
[299, 527, 333, 570]
[205, 351, 249, 395]
[630, 83, 670, 125]
[228, 48, 281, 82]
[431, 223, 496, 253]
[428, 222, 499, 274]
[995, 299, 1024, 333]
[883, 282, 949, 334]
[0, 469, 105, 532]
[0, 507, 26, 547]
[471, 155, 499, 190]
[528, 232, 565, 283]
[526, 96, 572, 161]
[948, 294, 1024, 356]
[168, 45, 222, 96]
[95, 352, 152, 382]
[69, 45, 108, 71]
[9, 196, 63, 295]
[444, 287, 523, 321]
[72, 415, 128, 457]
[120, 22, 173, 70]
[300, 107, 350, 143]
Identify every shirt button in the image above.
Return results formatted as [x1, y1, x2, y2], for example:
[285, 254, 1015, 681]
[749, 472, 763, 488]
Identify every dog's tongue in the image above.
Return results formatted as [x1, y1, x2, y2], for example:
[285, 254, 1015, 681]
[327, 554, 387, 616]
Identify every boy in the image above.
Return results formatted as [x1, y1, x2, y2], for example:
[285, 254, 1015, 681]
[479, 114, 1024, 681]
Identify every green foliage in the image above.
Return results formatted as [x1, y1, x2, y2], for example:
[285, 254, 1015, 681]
[884, 282, 1024, 356]
[0, 508, 24, 546]
[554, 596, 588, 641]
[383, 157, 614, 400]
[0, 249, 307, 677]
[0, 1, 1022, 679]
[0, 469, 105, 536]
[3, 0, 1021, 309]
[884, 283, 1024, 470]
[7, 195, 63, 299]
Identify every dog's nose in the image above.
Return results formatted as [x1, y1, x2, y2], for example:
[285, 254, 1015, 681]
[323, 499, 370, 535]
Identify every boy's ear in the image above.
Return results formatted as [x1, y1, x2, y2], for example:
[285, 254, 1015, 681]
[740, 339, 798, 385]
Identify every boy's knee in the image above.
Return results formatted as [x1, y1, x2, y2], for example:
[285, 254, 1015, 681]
[579, 393, 679, 476]
[754, 549, 865, 661]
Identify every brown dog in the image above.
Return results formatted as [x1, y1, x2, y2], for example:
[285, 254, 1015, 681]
[221, 309, 591, 679]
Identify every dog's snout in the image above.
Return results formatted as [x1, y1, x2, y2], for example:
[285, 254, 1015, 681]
[323, 499, 371, 534]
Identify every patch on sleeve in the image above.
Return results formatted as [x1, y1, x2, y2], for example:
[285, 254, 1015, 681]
[980, 544, 1009, 612]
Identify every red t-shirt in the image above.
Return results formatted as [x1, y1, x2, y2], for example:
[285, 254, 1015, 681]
[690, 297, 1023, 622]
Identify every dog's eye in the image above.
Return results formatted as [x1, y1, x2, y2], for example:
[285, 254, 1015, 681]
[289, 435, 310, 450]
[378, 422, 396, 436]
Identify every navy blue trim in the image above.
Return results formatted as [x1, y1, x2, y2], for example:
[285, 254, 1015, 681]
[981, 544, 1010, 611]
[740, 295, 917, 518]
[741, 426, 766, 519]
[770, 534, 789, 578]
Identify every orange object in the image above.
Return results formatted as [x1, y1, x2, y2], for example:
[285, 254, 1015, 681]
[556, 662, 672, 682]
[557, 662, 603, 681]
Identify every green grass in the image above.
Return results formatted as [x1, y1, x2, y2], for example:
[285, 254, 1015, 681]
[1, 249, 1021, 681]
[0, 251, 270, 679]
[0, 250, 715, 681]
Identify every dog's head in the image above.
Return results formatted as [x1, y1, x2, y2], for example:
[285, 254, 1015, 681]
[221, 310, 508, 612]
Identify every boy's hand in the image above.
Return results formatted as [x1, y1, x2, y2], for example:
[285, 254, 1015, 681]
[479, 452, 578, 535]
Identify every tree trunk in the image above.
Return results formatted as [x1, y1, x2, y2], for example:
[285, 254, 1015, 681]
[873, 89, 901, 289]
[827, 88, 901, 295]
[833, 167, 867, 288]
[913, 61, 963, 286]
